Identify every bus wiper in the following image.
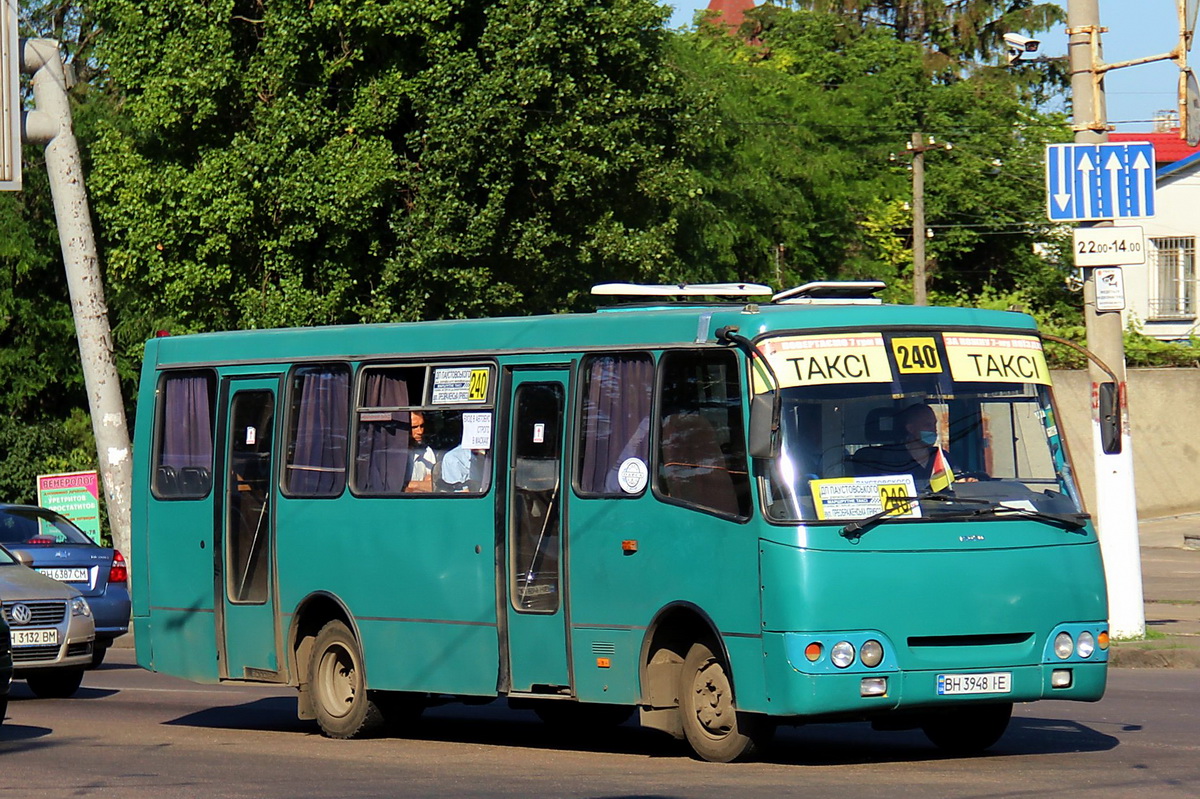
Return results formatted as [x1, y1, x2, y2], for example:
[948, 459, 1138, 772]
[961, 503, 1088, 532]
[839, 493, 991, 539]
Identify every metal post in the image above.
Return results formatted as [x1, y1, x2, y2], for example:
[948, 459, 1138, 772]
[911, 132, 927, 306]
[20, 39, 132, 561]
[1067, 3, 1144, 638]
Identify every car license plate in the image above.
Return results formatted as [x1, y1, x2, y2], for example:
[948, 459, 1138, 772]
[12, 627, 59, 647]
[937, 672, 1012, 695]
[37, 567, 89, 582]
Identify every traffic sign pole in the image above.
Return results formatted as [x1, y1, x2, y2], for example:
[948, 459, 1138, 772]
[1067, 0, 1144, 640]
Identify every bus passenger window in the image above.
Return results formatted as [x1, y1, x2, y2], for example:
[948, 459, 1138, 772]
[283, 364, 350, 498]
[154, 370, 216, 499]
[353, 364, 495, 496]
[354, 368, 416, 494]
[577, 353, 653, 496]
[656, 350, 751, 519]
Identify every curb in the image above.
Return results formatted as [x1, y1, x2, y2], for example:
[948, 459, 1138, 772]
[1109, 642, 1200, 669]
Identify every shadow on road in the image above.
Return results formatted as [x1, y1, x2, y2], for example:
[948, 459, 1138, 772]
[163, 696, 1119, 765]
[6, 683, 118, 702]
[0, 721, 53, 746]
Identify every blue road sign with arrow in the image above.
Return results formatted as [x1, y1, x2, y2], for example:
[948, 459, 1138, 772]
[1045, 142, 1155, 222]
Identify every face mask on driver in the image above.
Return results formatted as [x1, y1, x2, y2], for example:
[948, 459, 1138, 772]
[918, 430, 939, 447]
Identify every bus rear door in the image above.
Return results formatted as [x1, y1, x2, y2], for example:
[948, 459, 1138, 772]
[216, 377, 281, 680]
[502, 368, 571, 693]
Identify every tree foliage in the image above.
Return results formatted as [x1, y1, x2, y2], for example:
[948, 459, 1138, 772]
[86, 0, 691, 337]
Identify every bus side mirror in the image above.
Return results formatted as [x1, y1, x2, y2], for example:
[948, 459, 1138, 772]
[1098, 382, 1121, 454]
[748, 393, 779, 459]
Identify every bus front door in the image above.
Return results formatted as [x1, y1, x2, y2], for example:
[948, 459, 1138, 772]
[503, 370, 571, 693]
[216, 378, 281, 680]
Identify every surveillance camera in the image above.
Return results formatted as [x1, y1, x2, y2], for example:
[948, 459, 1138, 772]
[1003, 33, 1040, 52]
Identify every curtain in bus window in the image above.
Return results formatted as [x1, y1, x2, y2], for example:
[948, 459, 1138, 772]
[578, 354, 653, 495]
[287, 367, 349, 497]
[158, 373, 214, 497]
[356, 372, 410, 494]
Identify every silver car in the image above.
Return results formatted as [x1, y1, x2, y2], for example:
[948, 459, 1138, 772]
[0, 544, 95, 698]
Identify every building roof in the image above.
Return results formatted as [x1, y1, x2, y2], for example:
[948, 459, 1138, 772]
[1159, 150, 1200, 180]
[1109, 131, 1200, 166]
[706, 0, 756, 30]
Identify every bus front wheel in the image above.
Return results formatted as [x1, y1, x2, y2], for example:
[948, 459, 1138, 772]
[678, 642, 773, 762]
[309, 620, 386, 739]
[921, 702, 1013, 755]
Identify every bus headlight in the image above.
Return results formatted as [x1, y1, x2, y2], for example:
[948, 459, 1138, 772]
[1054, 631, 1074, 659]
[831, 641, 856, 668]
[1076, 631, 1096, 658]
[860, 639, 884, 668]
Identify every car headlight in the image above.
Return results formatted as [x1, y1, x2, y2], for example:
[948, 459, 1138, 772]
[70, 596, 92, 617]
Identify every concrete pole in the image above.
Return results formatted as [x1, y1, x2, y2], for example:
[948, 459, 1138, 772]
[1066, 3, 1144, 638]
[20, 39, 132, 561]
[911, 132, 927, 306]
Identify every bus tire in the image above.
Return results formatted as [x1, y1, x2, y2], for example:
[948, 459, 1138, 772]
[309, 620, 385, 739]
[921, 702, 1013, 755]
[678, 642, 773, 762]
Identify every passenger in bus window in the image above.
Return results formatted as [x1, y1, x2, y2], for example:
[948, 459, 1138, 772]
[405, 412, 437, 493]
[440, 444, 489, 492]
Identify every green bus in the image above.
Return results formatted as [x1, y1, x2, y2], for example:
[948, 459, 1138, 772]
[131, 282, 1108, 762]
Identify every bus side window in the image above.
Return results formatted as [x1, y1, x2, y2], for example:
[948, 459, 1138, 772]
[153, 371, 216, 500]
[656, 350, 751, 519]
[576, 353, 653, 496]
[282, 364, 350, 498]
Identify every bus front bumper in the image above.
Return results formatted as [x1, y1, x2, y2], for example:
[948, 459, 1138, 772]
[758, 632, 1108, 718]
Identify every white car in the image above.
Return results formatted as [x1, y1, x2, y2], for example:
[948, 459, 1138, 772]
[0, 544, 95, 698]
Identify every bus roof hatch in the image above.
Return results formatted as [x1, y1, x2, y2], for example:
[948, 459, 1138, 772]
[772, 281, 885, 305]
[591, 282, 773, 298]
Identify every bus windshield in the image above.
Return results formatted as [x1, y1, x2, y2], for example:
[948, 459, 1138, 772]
[753, 330, 1082, 523]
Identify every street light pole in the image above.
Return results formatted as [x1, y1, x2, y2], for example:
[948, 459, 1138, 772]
[911, 131, 927, 306]
[1066, 0, 1144, 639]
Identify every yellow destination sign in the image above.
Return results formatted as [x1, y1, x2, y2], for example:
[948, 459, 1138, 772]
[943, 333, 1050, 385]
[757, 333, 894, 391]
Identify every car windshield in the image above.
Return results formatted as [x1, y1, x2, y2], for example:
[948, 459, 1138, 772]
[752, 329, 1083, 523]
[0, 507, 95, 546]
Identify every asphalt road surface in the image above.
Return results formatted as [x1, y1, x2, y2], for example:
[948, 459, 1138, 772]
[1, 650, 1197, 798]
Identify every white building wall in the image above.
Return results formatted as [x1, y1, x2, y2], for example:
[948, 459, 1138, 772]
[1125, 163, 1200, 341]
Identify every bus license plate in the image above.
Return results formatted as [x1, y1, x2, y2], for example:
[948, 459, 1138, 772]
[12, 628, 59, 647]
[937, 672, 1011, 695]
[37, 567, 89, 582]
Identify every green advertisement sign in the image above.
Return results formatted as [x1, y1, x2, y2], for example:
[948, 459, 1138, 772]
[37, 470, 102, 545]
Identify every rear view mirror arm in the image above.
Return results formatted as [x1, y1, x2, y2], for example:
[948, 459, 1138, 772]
[716, 326, 781, 459]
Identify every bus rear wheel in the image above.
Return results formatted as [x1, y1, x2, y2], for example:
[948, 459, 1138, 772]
[309, 620, 386, 739]
[921, 702, 1013, 755]
[678, 642, 773, 762]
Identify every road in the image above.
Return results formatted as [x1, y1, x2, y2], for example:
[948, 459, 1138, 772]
[1, 650, 1198, 798]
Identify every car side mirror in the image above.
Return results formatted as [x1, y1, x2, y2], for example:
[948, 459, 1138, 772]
[13, 549, 34, 568]
[748, 393, 779, 459]
[1098, 382, 1121, 454]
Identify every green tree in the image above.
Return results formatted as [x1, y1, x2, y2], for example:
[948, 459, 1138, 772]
[86, 0, 691, 335]
[787, 1, 1063, 64]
